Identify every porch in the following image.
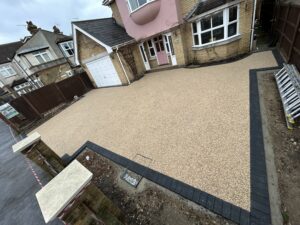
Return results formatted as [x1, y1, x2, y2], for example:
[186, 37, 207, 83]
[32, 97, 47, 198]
[138, 32, 179, 71]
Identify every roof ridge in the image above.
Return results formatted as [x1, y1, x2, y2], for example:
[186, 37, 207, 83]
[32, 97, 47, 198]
[0, 41, 23, 47]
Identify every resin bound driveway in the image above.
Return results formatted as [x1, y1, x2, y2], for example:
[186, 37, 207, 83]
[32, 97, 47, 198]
[32, 51, 278, 211]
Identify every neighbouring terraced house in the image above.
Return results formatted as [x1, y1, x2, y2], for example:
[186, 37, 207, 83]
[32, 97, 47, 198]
[14, 29, 77, 86]
[72, 0, 256, 88]
[0, 25, 79, 100]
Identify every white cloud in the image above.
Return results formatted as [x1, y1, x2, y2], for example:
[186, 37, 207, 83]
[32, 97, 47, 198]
[0, 0, 112, 44]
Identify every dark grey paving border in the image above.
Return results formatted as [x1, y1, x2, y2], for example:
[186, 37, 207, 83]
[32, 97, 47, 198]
[249, 48, 284, 225]
[62, 141, 250, 225]
[62, 49, 285, 225]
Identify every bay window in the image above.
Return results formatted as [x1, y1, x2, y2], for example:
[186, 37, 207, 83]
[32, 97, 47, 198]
[192, 5, 239, 47]
[128, 0, 154, 12]
[0, 65, 16, 78]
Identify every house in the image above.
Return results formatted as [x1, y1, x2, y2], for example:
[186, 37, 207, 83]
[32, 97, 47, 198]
[72, 0, 255, 88]
[0, 41, 41, 97]
[14, 28, 76, 85]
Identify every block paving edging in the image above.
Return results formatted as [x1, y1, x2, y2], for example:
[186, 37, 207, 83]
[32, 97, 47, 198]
[63, 141, 250, 225]
[61, 49, 284, 225]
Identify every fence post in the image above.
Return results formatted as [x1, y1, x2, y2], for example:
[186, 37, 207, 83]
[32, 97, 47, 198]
[78, 73, 89, 92]
[22, 95, 43, 119]
[54, 83, 67, 103]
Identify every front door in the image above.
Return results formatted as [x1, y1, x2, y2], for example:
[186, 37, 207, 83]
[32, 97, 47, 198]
[154, 35, 168, 65]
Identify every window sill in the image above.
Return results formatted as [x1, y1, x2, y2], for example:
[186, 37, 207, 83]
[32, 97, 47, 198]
[3, 74, 17, 79]
[192, 35, 241, 50]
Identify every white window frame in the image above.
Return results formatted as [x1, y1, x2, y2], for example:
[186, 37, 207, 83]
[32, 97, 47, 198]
[192, 4, 240, 47]
[147, 40, 156, 59]
[0, 65, 17, 78]
[164, 35, 171, 54]
[127, 0, 156, 13]
[60, 41, 74, 57]
[33, 50, 52, 64]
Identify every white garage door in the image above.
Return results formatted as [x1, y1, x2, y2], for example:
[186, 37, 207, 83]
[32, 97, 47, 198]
[86, 56, 121, 87]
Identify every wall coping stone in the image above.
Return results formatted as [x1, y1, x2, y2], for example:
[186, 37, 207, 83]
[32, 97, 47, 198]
[12, 132, 41, 153]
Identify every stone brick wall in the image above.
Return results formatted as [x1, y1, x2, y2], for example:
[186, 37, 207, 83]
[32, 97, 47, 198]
[181, 0, 253, 64]
[38, 63, 72, 85]
[172, 27, 188, 66]
[111, 2, 124, 27]
[131, 45, 146, 76]
[77, 32, 107, 63]
[77, 31, 135, 86]
[179, 0, 199, 17]
[111, 51, 135, 84]
[119, 46, 138, 78]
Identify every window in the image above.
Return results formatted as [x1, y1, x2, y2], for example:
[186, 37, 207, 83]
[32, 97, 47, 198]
[192, 5, 239, 47]
[228, 6, 238, 37]
[128, 0, 153, 12]
[139, 45, 147, 62]
[0, 65, 16, 78]
[164, 36, 171, 54]
[153, 35, 165, 51]
[147, 40, 156, 58]
[60, 41, 74, 57]
[33, 50, 52, 64]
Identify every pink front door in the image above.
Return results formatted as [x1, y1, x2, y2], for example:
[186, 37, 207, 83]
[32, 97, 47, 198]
[154, 35, 168, 65]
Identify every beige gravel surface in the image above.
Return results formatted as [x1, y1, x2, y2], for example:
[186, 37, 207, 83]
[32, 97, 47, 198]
[32, 51, 278, 210]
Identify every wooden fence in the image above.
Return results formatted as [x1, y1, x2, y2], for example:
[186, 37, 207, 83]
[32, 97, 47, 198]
[275, 3, 300, 70]
[2, 72, 93, 131]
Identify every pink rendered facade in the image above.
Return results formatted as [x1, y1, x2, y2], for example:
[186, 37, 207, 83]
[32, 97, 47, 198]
[115, 0, 182, 40]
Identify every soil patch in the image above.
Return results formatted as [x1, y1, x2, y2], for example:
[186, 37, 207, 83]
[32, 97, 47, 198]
[258, 73, 300, 225]
[76, 149, 235, 225]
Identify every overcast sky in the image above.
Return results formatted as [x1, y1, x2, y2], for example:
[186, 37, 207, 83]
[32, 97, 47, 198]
[0, 0, 112, 44]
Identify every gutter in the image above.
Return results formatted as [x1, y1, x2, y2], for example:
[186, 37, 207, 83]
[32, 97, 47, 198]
[112, 39, 136, 50]
[116, 47, 131, 85]
[250, 0, 257, 51]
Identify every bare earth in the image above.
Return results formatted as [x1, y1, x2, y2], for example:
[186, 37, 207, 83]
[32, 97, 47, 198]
[259, 73, 300, 224]
[32, 51, 278, 210]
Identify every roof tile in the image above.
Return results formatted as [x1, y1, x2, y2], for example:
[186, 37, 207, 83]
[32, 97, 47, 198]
[73, 18, 134, 47]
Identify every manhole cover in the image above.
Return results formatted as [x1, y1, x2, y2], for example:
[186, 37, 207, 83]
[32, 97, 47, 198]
[121, 170, 142, 187]
[121, 154, 153, 188]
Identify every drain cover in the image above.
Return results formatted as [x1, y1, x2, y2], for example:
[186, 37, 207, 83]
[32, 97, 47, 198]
[121, 170, 142, 188]
[121, 154, 153, 188]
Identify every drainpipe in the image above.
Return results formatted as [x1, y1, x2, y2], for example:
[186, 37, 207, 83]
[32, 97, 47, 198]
[250, 0, 258, 51]
[116, 47, 131, 85]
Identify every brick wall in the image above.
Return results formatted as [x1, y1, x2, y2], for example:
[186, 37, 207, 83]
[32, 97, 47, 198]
[38, 63, 72, 85]
[77, 31, 135, 86]
[180, 0, 199, 17]
[77, 31, 107, 63]
[111, 2, 124, 27]
[172, 27, 188, 65]
[131, 45, 146, 76]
